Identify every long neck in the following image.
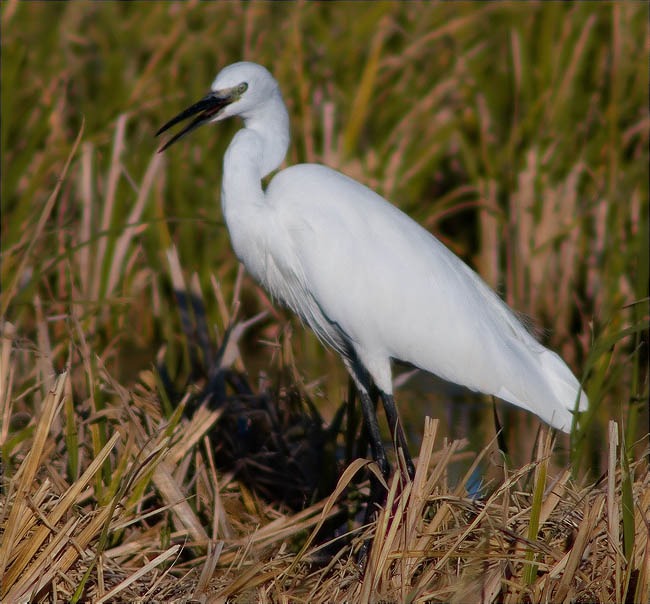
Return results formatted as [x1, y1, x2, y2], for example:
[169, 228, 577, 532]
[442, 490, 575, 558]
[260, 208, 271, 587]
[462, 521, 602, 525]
[242, 92, 290, 178]
[220, 92, 290, 275]
[221, 91, 289, 208]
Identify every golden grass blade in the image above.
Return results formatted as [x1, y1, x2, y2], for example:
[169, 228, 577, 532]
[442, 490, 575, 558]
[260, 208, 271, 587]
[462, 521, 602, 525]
[79, 141, 94, 300]
[5, 516, 80, 602]
[151, 456, 210, 543]
[554, 495, 605, 602]
[193, 540, 224, 598]
[633, 519, 650, 604]
[166, 244, 187, 297]
[449, 560, 506, 604]
[413, 417, 437, 487]
[91, 114, 126, 302]
[2, 431, 121, 595]
[0, 371, 67, 589]
[34, 295, 55, 395]
[231, 263, 246, 319]
[219, 310, 269, 369]
[539, 469, 571, 525]
[619, 427, 636, 564]
[0, 321, 16, 446]
[412, 462, 535, 595]
[94, 544, 181, 604]
[405, 417, 437, 537]
[360, 471, 400, 599]
[365, 477, 412, 601]
[607, 420, 622, 601]
[238, 488, 342, 554]
[214, 560, 285, 600]
[211, 271, 231, 329]
[0, 119, 84, 318]
[282, 457, 371, 579]
[105, 150, 162, 299]
[167, 405, 221, 465]
[202, 436, 233, 540]
[63, 368, 80, 480]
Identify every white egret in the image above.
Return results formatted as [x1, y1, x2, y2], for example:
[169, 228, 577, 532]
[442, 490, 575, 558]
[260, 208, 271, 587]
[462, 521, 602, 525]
[157, 61, 588, 483]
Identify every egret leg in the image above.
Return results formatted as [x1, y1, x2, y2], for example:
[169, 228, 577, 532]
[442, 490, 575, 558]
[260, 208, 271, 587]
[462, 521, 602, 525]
[356, 386, 389, 566]
[342, 357, 391, 565]
[343, 358, 390, 480]
[380, 392, 415, 480]
[355, 386, 380, 463]
[357, 387, 390, 480]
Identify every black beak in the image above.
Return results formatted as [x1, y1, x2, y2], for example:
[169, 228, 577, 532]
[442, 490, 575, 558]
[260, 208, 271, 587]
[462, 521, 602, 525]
[156, 92, 233, 152]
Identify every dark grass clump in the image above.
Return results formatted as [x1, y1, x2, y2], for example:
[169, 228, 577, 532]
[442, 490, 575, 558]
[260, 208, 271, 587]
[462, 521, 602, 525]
[160, 275, 343, 511]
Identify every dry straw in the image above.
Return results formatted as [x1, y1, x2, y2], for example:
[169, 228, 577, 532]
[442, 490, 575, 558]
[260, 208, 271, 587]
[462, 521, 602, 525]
[1, 318, 648, 601]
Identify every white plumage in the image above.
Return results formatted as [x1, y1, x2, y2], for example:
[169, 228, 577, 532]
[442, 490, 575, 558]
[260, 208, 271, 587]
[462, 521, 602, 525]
[157, 61, 588, 478]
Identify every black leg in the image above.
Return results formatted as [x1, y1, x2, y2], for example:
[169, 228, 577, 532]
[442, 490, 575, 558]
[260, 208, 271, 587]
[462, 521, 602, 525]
[343, 357, 391, 565]
[344, 378, 358, 465]
[355, 386, 379, 463]
[380, 392, 415, 480]
[356, 386, 388, 567]
[357, 385, 390, 481]
[343, 357, 390, 481]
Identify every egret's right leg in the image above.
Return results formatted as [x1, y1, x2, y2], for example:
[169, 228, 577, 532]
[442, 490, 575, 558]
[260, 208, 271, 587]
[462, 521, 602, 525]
[357, 387, 390, 480]
[343, 358, 390, 480]
[343, 357, 391, 564]
[380, 392, 415, 480]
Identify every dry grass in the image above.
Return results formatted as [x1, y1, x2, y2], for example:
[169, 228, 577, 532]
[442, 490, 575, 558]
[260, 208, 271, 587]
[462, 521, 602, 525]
[1, 298, 648, 603]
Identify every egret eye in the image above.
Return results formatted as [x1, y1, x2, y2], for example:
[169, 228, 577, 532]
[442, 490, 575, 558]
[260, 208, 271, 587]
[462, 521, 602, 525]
[237, 82, 248, 95]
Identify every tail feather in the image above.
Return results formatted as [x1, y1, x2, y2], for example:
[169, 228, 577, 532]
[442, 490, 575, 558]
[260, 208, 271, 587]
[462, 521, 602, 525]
[539, 348, 588, 411]
[495, 340, 588, 433]
[466, 269, 588, 431]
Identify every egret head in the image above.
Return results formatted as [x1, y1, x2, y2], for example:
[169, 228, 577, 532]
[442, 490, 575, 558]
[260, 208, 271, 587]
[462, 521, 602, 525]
[156, 62, 278, 152]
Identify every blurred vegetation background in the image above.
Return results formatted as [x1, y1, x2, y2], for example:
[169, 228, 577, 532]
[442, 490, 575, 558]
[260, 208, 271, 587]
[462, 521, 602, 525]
[2, 1, 648, 477]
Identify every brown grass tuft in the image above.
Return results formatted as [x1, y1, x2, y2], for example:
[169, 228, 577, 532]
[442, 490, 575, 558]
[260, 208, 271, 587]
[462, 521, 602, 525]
[1, 311, 648, 603]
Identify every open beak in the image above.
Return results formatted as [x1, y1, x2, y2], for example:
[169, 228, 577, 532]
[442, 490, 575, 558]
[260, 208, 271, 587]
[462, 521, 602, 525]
[156, 91, 234, 152]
